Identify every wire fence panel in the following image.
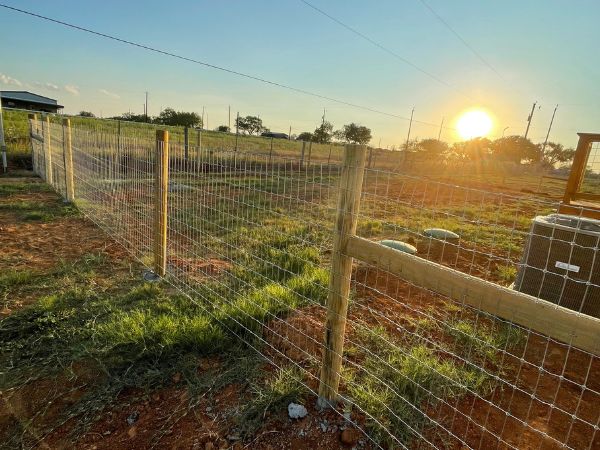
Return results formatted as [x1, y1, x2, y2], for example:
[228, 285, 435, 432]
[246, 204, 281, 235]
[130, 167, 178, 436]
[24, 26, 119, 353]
[28, 117, 600, 449]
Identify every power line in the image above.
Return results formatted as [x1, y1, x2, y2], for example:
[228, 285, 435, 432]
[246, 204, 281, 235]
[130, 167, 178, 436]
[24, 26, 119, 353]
[299, 0, 473, 101]
[418, 0, 508, 82]
[0, 3, 456, 131]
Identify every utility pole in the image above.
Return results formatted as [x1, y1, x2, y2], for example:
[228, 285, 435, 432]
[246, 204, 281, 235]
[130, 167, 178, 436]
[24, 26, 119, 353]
[438, 117, 444, 140]
[405, 107, 415, 151]
[541, 104, 558, 154]
[201, 106, 205, 130]
[524, 101, 538, 139]
[145, 91, 148, 122]
[228, 105, 231, 131]
[322, 108, 326, 125]
[289, 125, 292, 140]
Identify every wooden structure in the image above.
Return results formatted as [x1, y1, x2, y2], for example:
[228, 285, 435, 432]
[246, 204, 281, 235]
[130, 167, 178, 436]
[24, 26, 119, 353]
[154, 130, 169, 276]
[559, 133, 600, 219]
[318, 144, 600, 407]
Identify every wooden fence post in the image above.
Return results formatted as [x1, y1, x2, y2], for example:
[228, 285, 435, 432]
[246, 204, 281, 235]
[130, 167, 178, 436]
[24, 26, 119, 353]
[318, 144, 367, 407]
[300, 141, 306, 170]
[154, 130, 169, 276]
[28, 113, 37, 174]
[307, 141, 313, 169]
[63, 118, 75, 202]
[184, 126, 189, 162]
[43, 116, 53, 184]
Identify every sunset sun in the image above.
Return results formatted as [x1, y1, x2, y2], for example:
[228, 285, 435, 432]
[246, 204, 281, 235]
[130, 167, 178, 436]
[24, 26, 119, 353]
[457, 110, 493, 140]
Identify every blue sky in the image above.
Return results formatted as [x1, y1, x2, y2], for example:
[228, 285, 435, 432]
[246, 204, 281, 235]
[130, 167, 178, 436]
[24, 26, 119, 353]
[1, 0, 599, 147]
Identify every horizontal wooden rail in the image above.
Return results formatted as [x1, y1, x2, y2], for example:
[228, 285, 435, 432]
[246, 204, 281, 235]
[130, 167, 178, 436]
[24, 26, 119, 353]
[345, 235, 600, 357]
[30, 133, 44, 143]
[571, 192, 600, 202]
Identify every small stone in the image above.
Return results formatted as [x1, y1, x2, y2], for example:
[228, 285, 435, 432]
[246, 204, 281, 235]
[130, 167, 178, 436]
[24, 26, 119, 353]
[320, 421, 328, 432]
[126, 411, 139, 425]
[288, 402, 308, 419]
[206, 406, 213, 412]
[127, 426, 137, 438]
[102, 430, 111, 436]
[227, 434, 241, 441]
[341, 428, 360, 446]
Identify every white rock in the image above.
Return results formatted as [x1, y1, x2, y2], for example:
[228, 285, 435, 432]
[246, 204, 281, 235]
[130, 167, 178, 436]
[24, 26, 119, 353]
[288, 402, 308, 419]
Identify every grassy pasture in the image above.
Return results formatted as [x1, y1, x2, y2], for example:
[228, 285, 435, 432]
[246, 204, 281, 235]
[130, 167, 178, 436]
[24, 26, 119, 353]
[3, 115, 587, 447]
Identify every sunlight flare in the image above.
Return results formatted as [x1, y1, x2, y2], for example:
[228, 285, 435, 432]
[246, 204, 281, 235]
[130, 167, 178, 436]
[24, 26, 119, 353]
[456, 109, 493, 140]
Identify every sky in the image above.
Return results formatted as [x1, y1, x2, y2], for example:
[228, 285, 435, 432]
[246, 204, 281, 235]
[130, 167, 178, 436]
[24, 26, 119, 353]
[1, 0, 599, 148]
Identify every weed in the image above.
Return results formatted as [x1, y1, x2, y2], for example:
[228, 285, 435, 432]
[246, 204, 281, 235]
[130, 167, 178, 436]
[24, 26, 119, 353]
[347, 327, 490, 448]
[496, 264, 517, 284]
[445, 319, 525, 364]
[0, 269, 36, 290]
[237, 366, 307, 438]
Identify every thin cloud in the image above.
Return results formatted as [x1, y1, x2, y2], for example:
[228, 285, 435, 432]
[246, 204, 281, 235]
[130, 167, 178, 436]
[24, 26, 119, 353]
[34, 81, 60, 91]
[99, 88, 120, 99]
[64, 84, 80, 95]
[0, 73, 23, 87]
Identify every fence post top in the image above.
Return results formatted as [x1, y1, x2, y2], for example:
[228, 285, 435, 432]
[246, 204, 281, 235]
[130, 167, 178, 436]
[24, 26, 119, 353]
[62, 118, 70, 126]
[28, 113, 36, 119]
[156, 129, 169, 142]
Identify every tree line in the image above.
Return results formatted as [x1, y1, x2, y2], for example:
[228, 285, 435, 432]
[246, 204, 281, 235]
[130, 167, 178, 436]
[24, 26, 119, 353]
[79, 109, 574, 166]
[406, 136, 575, 167]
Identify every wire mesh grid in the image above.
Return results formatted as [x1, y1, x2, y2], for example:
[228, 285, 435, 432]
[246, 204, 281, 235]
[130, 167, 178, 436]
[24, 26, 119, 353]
[28, 117, 600, 449]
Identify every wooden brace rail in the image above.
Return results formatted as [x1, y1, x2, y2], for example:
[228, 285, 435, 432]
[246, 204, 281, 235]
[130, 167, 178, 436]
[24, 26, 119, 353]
[345, 235, 600, 357]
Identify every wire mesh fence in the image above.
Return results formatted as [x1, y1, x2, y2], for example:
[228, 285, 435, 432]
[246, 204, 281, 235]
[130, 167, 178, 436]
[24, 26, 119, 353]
[29, 116, 600, 449]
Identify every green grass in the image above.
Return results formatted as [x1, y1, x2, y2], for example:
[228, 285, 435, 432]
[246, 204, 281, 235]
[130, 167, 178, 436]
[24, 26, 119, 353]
[496, 264, 517, 284]
[237, 366, 308, 438]
[445, 319, 525, 364]
[346, 326, 491, 448]
[0, 182, 51, 196]
[0, 199, 79, 222]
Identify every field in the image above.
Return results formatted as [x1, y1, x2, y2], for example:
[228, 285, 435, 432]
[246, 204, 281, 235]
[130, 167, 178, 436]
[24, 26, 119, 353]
[0, 115, 598, 449]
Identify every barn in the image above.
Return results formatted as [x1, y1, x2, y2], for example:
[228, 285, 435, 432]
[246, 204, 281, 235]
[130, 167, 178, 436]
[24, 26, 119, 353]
[0, 91, 63, 113]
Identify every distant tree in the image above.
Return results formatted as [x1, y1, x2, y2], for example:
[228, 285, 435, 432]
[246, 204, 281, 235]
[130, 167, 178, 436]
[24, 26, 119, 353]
[235, 115, 267, 135]
[296, 131, 313, 141]
[491, 136, 540, 163]
[215, 125, 230, 132]
[542, 142, 575, 166]
[78, 111, 95, 117]
[312, 121, 334, 144]
[111, 112, 148, 123]
[155, 108, 201, 128]
[334, 123, 372, 145]
[416, 138, 449, 158]
[450, 137, 492, 161]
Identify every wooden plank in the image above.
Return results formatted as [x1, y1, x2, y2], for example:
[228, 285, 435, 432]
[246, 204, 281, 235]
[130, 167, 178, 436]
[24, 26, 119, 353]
[563, 135, 591, 204]
[318, 145, 367, 407]
[154, 130, 169, 276]
[558, 203, 600, 220]
[571, 192, 600, 202]
[63, 118, 75, 202]
[345, 235, 600, 357]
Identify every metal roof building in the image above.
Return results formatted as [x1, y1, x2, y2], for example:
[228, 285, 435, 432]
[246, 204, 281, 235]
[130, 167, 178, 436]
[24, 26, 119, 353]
[0, 91, 63, 113]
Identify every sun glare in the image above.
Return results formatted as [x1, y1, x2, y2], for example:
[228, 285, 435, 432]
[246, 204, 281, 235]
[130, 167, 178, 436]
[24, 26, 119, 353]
[457, 110, 493, 140]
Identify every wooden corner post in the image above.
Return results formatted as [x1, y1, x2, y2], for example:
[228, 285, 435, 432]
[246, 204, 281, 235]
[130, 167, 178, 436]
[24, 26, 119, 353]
[318, 144, 367, 407]
[154, 130, 169, 276]
[43, 116, 53, 183]
[62, 118, 75, 202]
